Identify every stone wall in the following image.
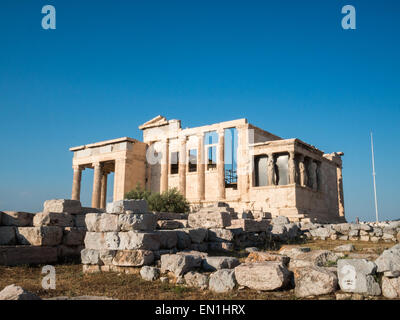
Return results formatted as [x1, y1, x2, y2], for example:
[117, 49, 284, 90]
[0, 200, 100, 266]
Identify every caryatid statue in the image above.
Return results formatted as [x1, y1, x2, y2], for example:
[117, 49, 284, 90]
[267, 155, 276, 186]
[288, 152, 296, 184]
[299, 156, 307, 187]
[308, 160, 318, 191]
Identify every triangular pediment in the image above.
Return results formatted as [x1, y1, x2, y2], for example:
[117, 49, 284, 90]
[139, 115, 169, 130]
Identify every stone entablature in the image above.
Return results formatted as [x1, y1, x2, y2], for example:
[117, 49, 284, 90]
[69, 115, 345, 223]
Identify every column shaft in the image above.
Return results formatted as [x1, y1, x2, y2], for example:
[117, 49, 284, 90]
[197, 133, 205, 201]
[71, 166, 82, 201]
[91, 162, 102, 208]
[160, 139, 169, 193]
[100, 173, 108, 209]
[217, 129, 226, 200]
[178, 137, 187, 196]
[337, 166, 345, 217]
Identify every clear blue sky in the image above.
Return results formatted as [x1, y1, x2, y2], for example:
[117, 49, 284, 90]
[0, 0, 399, 222]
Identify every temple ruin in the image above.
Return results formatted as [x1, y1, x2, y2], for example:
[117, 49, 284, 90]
[69, 116, 345, 223]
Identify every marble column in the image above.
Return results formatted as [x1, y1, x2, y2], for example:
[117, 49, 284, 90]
[237, 125, 250, 201]
[100, 172, 108, 209]
[178, 136, 187, 196]
[71, 165, 82, 201]
[288, 152, 296, 184]
[91, 162, 102, 208]
[160, 139, 169, 193]
[145, 143, 152, 192]
[337, 166, 345, 217]
[197, 133, 205, 201]
[217, 129, 226, 200]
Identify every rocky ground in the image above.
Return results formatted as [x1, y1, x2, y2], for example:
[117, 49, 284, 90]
[0, 240, 398, 300]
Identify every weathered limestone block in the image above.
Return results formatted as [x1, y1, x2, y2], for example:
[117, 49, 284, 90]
[160, 253, 203, 276]
[382, 276, 400, 298]
[157, 230, 178, 249]
[43, 199, 82, 214]
[176, 230, 191, 249]
[337, 259, 381, 296]
[294, 266, 338, 298]
[375, 244, 400, 277]
[188, 212, 231, 229]
[81, 248, 100, 265]
[184, 271, 209, 289]
[348, 230, 359, 237]
[16, 226, 63, 246]
[33, 212, 74, 227]
[187, 228, 208, 244]
[63, 227, 86, 246]
[84, 232, 106, 250]
[140, 266, 160, 281]
[234, 262, 291, 291]
[0, 246, 58, 266]
[112, 250, 154, 267]
[202, 256, 240, 271]
[99, 250, 117, 265]
[73, 214, 87, 228]
[208, 242, 234, 253]
[1, 211, 34, 227]
[230, 219, 268, 232]
[208, 228, 234, 242]
[288, 250, 339, 269]
[84, 232, 120, 250]
[119, 231, 160, 250]
[157, 220, 182, 230]
[0, 226, 16, 245]
[0, 285, 41, 300]
[106, 200, 148, 214]
[209, 269, 236, 293]
[279, 247, 310, 258]
[334, 244, 355, 252]
[119, 213, 157, 231]
[245, 252, 290, 266]
[310, 227, 331, 238]
[271, 216, 290, 225]
[85, 213, 119, 232]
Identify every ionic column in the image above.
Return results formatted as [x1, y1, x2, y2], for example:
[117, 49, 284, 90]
[337, 165, 345, 217]
[160, 139, 169, 193]
[145, 143, 153, 191]
[91, 162, 102, 208]
[288, 152, 296, 184]
[197, 133, 205, 201]
[237, 125, 250, 201]
[178, 136, 187, 196]
[71, 165, 82, 201]
[100, 172, 108, 209]
[217, 129, 226, 200]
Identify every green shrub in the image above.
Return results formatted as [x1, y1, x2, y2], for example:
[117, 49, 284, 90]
[125, 184, 189, 213]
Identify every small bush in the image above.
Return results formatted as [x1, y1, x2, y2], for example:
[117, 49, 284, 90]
[125, 184, 190, 213]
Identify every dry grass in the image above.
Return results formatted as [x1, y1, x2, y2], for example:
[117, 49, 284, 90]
[0, 240, 396, 300]
[0, 263, 300, 300]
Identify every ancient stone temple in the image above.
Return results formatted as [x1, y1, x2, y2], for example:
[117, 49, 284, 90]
[69, 115, 345, 223]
